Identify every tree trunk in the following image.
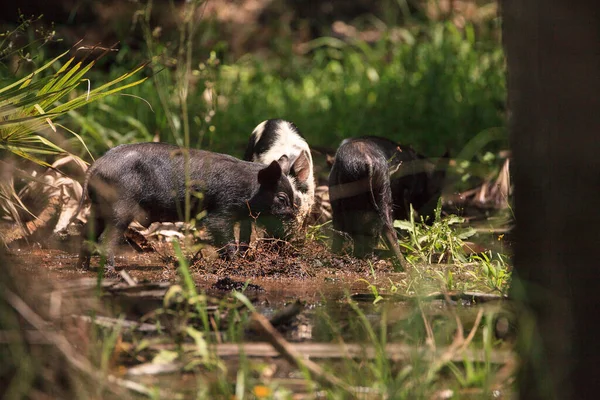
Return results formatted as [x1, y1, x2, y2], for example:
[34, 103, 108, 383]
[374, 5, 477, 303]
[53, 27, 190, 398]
[502, 0, 600, 398]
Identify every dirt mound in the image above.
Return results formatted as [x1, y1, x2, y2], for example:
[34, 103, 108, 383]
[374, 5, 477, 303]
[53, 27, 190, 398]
[190, 239, 395, 279]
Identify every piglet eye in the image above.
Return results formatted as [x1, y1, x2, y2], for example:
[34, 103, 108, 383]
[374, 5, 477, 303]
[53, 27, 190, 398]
[277, 193, 288, 203]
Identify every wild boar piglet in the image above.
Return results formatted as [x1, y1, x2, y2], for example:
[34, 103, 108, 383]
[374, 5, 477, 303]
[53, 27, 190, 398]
[76, 142, 299, 271]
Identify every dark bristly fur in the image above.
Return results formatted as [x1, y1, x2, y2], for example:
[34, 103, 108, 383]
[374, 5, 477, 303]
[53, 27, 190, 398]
[76, 142, 298, 271]
[328, 136, 446, 267]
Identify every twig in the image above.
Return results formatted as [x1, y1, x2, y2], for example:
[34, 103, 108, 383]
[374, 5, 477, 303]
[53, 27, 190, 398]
[491, 353, 517, 391]
[422, 292, 471, 385]
[3, 288, 168, 398]
[250, 312, 355, 395]
[419, 302, 436, 351]
[459, 308, 484, 353]
[119, 270, 137, 286]
[268, 299, 305, 328]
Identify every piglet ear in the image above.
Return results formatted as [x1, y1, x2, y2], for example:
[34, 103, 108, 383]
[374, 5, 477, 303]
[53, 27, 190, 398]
[258, 160, 283, 187]
[291, 150, 311, 184]
[326, 153, 335, 167]
[277, 155, 291, 175]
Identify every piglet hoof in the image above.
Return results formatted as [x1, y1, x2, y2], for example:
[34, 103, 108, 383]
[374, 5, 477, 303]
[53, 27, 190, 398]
[218, 243, 240, 261]
[238, 242, 250, 255]
[76, 249, 92, 271]
[76, 263, 89, 272]
[76, 259, 90, 272]
[102, 265, 119, 278]
[390, 257, 407, 272]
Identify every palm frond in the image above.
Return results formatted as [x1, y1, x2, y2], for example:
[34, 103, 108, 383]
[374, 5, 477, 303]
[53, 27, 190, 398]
[0, 46, 148, 235]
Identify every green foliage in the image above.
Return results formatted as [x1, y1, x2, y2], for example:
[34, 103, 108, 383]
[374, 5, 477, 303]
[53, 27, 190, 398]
[172, 241, 210, 332]
[0, 47, 147, 165]
[73, 20, 505, 159]
[395, 200, 477, 264]
[392, 200, 512, 294]
[212, 22, 505, 156]
[357, 279, 385, 305]
[305, 220, 331, 243]
[0, 15, 146, 229]
[470, 251, 512, 295]
[0, 14, 59, 70]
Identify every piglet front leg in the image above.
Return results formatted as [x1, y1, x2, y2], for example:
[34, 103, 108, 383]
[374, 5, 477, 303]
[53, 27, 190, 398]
[238, 219, 252, 254]
[204, 213, 239, 260]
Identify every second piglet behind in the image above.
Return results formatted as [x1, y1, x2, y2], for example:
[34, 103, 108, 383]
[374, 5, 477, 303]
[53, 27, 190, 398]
[244, 119, 315, 227]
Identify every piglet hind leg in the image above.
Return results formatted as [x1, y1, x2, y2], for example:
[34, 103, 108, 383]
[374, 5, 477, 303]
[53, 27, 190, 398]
[99, 222, 131, 275]
[330, 200, 359, 255]
[382, 224, 408, 271]
[77, 209, 106, 271]
[100, 200, 139, 274]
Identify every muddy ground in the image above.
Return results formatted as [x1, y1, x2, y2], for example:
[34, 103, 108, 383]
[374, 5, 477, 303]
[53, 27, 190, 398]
[2, 225, 516, 398]
[5, 236, 402, 299]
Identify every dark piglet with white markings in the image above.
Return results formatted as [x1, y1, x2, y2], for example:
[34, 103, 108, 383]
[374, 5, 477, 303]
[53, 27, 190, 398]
[76, 142, 299, 271]
[328, 136, 446, 269]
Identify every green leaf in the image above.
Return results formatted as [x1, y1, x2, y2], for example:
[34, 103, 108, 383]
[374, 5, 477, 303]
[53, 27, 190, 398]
[186, 326, 209, 359]
[163, 285, 185, 308]
[0, 49, 70, 95]
[456, 227, 477, 239]
[394, 219, 414, 230]
[445, 215, 465, 225]
[152, 350, 179, 364]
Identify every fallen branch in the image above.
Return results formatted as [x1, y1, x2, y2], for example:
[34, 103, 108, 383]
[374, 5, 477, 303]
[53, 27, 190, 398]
[126, 361, 184, 377]
[351, 291, 509, 304]
[71, 314, 159, 333]
[424, 294, 485, 386]
[3, 287, 170, 398]
[250, 311, 355, 395]
[268, 299, 305, 327]
[119, 269, 137, 286]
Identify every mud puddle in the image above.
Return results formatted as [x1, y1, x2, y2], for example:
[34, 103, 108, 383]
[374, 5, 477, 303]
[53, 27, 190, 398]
[5, 241, 515, 397]
[5, 240, 514, 346]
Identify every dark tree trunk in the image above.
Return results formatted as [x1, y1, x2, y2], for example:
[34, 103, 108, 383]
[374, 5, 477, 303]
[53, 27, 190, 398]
[502, 0, 600, 398]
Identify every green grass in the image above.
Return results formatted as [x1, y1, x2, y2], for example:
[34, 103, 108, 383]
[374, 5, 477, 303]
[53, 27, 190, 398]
[66, 20, 505, 160]
[396, 200, 477, 265]
[392, 200, 512, 294]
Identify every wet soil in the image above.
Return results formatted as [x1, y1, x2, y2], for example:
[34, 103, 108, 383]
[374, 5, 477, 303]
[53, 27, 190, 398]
[3, 234, 515, 398]
[5, 237, 403, 300]
[5, 234, 513, 344]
